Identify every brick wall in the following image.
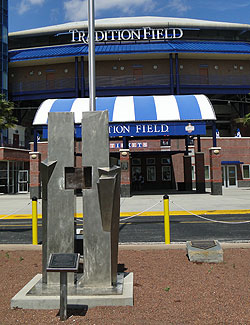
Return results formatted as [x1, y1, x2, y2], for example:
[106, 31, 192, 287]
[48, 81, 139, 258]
[0, 147, 30, 161]
[29, 137, 250, 192]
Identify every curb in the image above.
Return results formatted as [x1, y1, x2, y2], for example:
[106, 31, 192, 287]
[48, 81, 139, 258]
[1, 209, 250, 220]
[2, 242, 250, 251]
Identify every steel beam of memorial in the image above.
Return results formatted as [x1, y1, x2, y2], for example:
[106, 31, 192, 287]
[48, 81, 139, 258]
[88, 0, 96, 111]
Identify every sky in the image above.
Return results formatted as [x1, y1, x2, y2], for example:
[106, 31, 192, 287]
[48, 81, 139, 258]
[9, 0, 250, 33]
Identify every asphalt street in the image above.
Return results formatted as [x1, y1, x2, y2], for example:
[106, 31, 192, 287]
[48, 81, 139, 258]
[1, 214, 250, 244]
[1, 187, 250, 244]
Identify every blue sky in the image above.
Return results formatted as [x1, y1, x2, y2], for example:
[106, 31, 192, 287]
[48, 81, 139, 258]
[9, 0, 250, 32]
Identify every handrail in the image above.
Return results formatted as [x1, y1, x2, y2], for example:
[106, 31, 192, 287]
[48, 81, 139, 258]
[9, 73, 250, 93]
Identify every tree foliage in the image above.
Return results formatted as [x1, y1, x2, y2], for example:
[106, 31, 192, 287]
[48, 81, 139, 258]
[0, 94, 17, 130]
[243, 113, 250, 126]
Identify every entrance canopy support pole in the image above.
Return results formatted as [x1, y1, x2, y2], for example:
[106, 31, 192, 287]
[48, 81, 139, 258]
[169, 54, 174, 94]
[75, 57, 79, 98]
[175, 54, 180, 95]
[122, 136, 128, 149]
[34, 128, 37, 152]
[185, 136, 189, 155]
[212, 121, 217, 147]
[197, 135, 201, 152]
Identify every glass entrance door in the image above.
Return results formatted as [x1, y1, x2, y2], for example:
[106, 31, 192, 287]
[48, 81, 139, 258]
[18, 170, 29, 193]
[221, 165, 237, 187]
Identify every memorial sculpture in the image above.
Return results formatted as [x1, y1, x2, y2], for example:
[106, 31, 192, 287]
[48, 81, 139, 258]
[11, 110, 133, 309]
[41, 110, 121, 289]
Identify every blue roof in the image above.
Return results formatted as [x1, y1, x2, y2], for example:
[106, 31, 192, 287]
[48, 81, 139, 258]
[9, 40, 250, 62]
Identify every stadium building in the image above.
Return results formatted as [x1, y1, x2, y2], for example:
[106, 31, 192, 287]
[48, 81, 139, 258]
[2, 14, 250, 195]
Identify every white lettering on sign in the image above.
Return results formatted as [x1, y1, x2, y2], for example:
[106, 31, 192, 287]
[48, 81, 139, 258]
[161, 124, 169, 132]
[109, 125, 131, 134]
[69, 27, 183, 44]
[109, 124, 169, 135]
[135, 124, 169, 134]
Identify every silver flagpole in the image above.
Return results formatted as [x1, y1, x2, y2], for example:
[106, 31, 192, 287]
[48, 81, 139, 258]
[88, 0, 96, 111]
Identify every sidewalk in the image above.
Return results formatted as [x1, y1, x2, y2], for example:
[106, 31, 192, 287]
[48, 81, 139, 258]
[0, 187, 250, 217]
[120, 187, 250, 215]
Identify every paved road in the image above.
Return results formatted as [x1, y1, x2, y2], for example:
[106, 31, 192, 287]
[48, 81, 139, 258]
[1, 214, 250, 244]
[1, 187, 250, 244]
[119, 214, 250, 243]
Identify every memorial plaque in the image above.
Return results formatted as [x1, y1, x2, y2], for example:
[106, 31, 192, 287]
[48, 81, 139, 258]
[65, 167, 92, 190]
[191, 240, 216, 250]
[47, 253, 80, 272]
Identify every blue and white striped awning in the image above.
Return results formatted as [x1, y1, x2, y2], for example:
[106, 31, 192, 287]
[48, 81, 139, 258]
[33, 94, 216, 125]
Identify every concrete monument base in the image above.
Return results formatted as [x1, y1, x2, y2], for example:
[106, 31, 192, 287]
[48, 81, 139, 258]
[11, 272, 133, 309]
[186, 240, 223, 263]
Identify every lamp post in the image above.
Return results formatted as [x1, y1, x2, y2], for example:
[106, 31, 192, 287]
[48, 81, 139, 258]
[88, 0, 96, 111]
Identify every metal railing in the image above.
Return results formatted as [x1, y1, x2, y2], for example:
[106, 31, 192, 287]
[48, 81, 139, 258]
[179, 74, 250, 85]
[9, 73, 250, 94]
[9, 75, 170, 93]
[9, 78, 76, 92]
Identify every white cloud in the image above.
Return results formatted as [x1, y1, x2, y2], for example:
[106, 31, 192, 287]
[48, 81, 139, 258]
[64, 0, 155, 21]
[64, 0, 87, 21]
[18, 0, 45, 15]
[165, 0, 190, 15]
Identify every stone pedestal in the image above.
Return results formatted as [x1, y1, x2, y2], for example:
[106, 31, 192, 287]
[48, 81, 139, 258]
[195, 152, 205, 193]
[119, 149, 131, 197]
[186, 240, 223, 263]
[209, 147, 222, 195]
[183, 155, 192, 191]
[29, 152, 41, 199]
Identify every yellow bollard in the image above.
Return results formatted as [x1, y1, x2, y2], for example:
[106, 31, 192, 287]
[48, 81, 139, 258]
[32, 197, 38, 245]
[163, 194, 170, 245]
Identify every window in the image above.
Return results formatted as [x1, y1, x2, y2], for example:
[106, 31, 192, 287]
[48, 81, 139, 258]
[161, 157, 171, 165]
[147, 166, 156, 182]
[243, 165, 250, 179]
[132, 166, 141, 182]
[205, 166, 210, 180]
[192, 165, 210, 180]
[146, 158, 155, 165]
[192, 165, 195, 180]
[132, 158, 141, 166]
[162, 166, 171, 181]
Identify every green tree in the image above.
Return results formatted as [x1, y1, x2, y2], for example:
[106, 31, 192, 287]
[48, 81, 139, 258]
[0, 94, 17, 130]
[243, 113, 250, 126]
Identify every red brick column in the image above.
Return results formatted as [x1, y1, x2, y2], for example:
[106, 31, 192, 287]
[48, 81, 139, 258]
[183, 155, 192, 191]
[195, 152, 205, 193]
[29, 152, 41, 199]
[119, 149, 131, 197]
[209, 147, 222, 195]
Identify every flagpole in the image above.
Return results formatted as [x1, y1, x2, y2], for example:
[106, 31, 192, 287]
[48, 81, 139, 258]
[88, 0, 96, 111]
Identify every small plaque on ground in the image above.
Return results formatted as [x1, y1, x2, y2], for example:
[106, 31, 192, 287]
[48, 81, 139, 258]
[47, 253, 80, 272]
[191, 240, 216, 250]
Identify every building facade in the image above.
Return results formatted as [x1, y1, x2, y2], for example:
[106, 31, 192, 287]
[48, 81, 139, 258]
[0, 0, 8, 97]
[3, 16, 250, 194]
